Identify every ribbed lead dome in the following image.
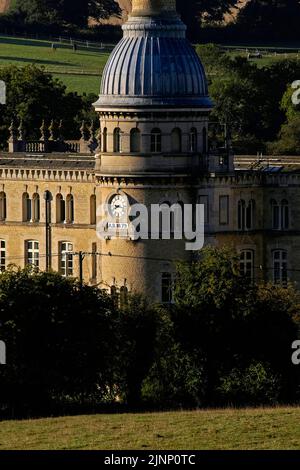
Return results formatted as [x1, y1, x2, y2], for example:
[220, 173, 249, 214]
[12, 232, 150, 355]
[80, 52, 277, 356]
[94, 5, 212, 109]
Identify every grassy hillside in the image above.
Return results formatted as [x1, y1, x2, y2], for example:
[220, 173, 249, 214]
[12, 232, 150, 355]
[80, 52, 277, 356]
[0, 35, 110, 95]
[0, 0, 11, 14]
[0, 407, 299, 450]
[1, 32, 300, 97]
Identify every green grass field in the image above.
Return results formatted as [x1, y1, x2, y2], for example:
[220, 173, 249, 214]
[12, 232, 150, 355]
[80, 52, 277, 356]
[229, 50, 300, 68]
[0, 407, 299, 450]
[1, 34, 300, 96]
[0, 35, 110, 94]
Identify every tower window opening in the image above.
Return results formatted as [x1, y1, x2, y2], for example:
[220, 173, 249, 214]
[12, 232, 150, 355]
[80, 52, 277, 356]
[22, 192, 32, 222]
[0, 192, 6, 221]
[189, 128, 198, 152]
[202, 127, 207, 153]
[32, 193, 40, 222]
[56, 194, 65, 223]
[171, 128, 182, 153]
[103, 127, 107, 153]
[113, 127, 121, 153]
[130, 128, 141, 153]
[66, 194, 74, 224]
[90, 194, 96, 225]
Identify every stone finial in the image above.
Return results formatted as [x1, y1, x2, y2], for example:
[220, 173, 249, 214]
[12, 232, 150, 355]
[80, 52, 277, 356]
[9, 119, 18, 141]
[131, 0, 177, 16]
[40, 120, 49, 141]
[49, 119, 58, 141]
[80, 120, 89, 141]
[95, 125, 101, 152]
[18, 119, 25, 141]
[89, 120, 96, 143]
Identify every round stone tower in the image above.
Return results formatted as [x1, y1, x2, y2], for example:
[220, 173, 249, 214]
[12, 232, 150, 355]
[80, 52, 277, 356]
[94, 0, 212, 301]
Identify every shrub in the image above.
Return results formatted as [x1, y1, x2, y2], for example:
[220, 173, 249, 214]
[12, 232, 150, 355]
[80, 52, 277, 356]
[217, 362, 281, 405]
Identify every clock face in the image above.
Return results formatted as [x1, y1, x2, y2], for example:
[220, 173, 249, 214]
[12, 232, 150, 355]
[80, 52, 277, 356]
[110, 194, 127, 218]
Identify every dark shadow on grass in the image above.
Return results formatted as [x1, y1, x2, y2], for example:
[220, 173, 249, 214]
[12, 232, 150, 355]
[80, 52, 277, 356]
[0, 36, 59, 48]
[0, 37, 113, 54]
[0, 56, 75, 67]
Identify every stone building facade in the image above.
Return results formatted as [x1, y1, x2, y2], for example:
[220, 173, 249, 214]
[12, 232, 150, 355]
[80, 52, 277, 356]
[0, 0, 299, 301]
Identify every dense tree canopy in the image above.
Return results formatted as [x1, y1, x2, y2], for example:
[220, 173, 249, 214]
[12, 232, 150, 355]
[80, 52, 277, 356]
[236, 0, 300, 37]
[0, 65, 97, 148]
[0, 249, 299, 417]
[196, 44, 300, 154]
[10, 0, 121, 28]
[176, 0, 240, 38]
[0, 268, 119, 416]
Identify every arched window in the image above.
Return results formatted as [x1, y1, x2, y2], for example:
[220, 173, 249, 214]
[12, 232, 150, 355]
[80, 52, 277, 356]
[151, 128, 162, 153]
[202, 127, 207, 153]
[66, 194, 74, 224]
[271, 199, 279, 229]
[56, 194, 65, 223]
[0, 192, 6, 221]
[281, 199, 289, 230]
[239, 250, 254, 280]
[102, 127, 107, 153]
[238, 199, 255, 230]
[189, 128, 198, 152]
[90, 194, 96, 225]
[22, 192, 31, 222]
[32, 193, 40, 222]
[113, 127, 121, 153]
[273, 250, 288, 284]
[246, 199, 255, 230]
[171, 128, 182, 153]
[238, 199, 246, 230]
[130, 128, 141, 153]
[271, 199, 289, 230]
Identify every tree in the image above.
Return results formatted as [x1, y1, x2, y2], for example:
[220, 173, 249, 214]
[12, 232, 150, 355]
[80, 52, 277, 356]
[141, 307, 207, 408]
[236, 0, 300, 38]
[197, 45, 300, 154]
[115, 295, 159, 406]
[0, 65, 97, 148]
[269, 116, 300, 155]
[173, 247, 300, 404]
[176, 0, 240, 39]
[10, 0, 121, 28]
[267, 74, 300, 155]
[0, 267, 118, 417]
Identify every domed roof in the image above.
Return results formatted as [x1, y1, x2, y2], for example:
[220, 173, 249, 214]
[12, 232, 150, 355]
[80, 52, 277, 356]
[94, 7, 212, 109]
